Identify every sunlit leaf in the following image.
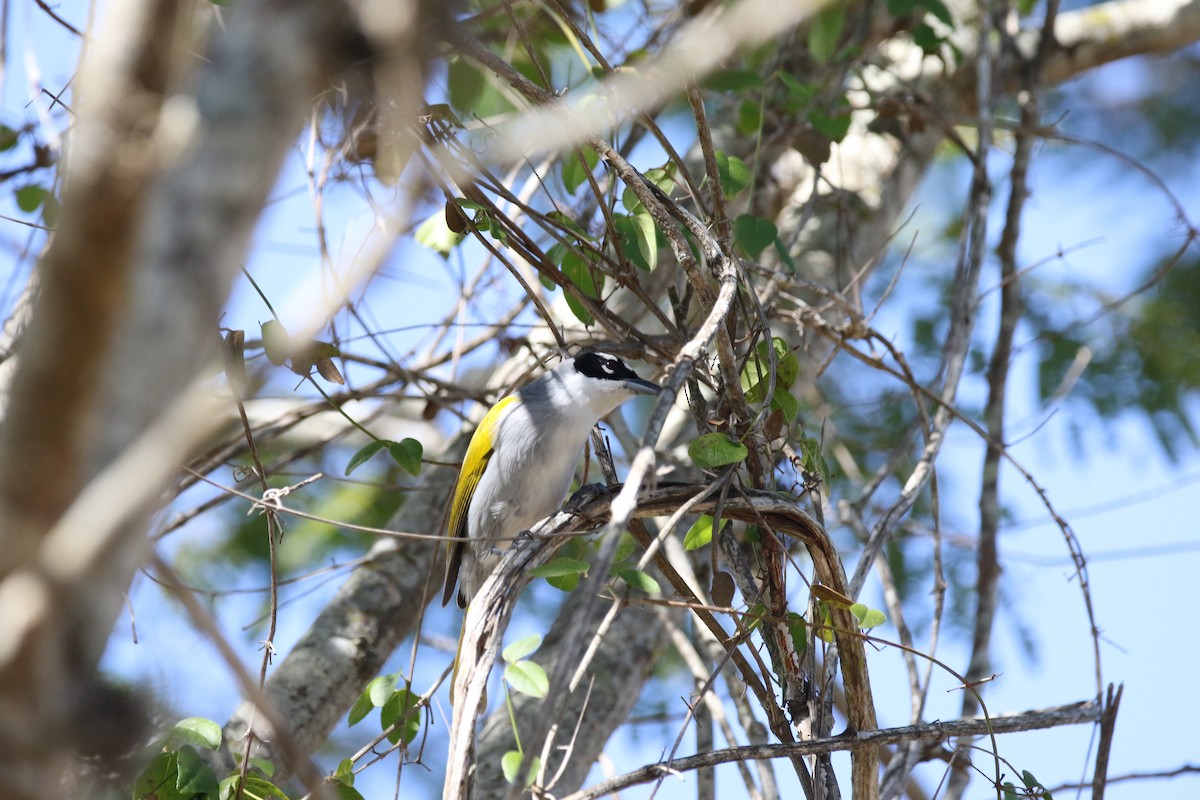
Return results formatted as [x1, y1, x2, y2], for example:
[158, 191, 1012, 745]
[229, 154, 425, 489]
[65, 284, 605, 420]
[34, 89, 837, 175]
[505, 660, 549, 698]
[502, 634, 542, 663]
[260, 320, 291, 366]
[167, 717, 223, 751]
[415, 209, 465, 256]
[850, 602, 887, 629]
[683, 514, 714, 550]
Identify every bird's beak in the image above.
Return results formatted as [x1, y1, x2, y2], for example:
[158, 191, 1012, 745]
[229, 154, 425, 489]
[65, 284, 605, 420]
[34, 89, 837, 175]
[626, 377, 662, 396]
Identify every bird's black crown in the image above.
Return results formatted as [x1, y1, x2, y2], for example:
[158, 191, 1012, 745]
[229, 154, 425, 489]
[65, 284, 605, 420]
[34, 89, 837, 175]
[573, 351, 638, 382]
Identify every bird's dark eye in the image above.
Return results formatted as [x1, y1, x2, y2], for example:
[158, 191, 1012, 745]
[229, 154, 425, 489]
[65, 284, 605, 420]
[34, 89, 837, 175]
[575, 351, 637, 382]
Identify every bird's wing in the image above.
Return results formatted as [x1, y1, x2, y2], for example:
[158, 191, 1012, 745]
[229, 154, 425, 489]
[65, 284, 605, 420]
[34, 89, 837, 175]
[442, 394, 519, 607]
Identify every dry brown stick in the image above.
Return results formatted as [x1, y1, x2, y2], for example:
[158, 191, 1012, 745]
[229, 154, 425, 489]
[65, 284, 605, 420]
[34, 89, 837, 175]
[1091, 683, 1123, 800]
[561, 698, 1101, 800]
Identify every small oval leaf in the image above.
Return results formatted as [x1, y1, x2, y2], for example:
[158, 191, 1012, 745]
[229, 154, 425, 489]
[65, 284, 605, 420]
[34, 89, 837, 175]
[502, 634, 542, 664]
[345, 440, 386, 476]
[683, 515, 714, 551]
[388, 437, 424, 476]
[260, 320, 291, 366]
[501, 750, 524, 784]
[611, 566, 660, 594]
[380, 689, 421, 745]
[168, 717, 223, 751]
[504, 660, 549, 699]
[688, 433, 748, 468]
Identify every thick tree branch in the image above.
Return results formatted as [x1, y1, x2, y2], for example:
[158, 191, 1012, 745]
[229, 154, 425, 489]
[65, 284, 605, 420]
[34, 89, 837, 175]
[0, 0, 363, 794]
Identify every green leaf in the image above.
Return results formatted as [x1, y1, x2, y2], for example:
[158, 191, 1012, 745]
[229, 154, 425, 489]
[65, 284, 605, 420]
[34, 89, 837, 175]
[502, 634, 542, 663]
[547, 570, 581, 592]
[133, 752, 176, 800]
[345, 440, 386, 476]
[808, 109, 852, 143]
[332, 783, 366, 800]
[612, 531, 636, 563]
[175, 745, 220, 796]
[777, 73, 816, 112]
[716, 152, 750, 199]
[387, 437, 423, 476]
[348, 685, 376, 726]
[621, 165, 675, 213]
[816, 601, 835, 643]
[614, 211, 659, 270]
[798, 437, 831, 486]
[733, 214, 778, 259]
[0, 125, 19, 151]
[688, 432, 749, 468]
[562, 250, 602, 326]
[447, 57, 486, 113]
[912, 22, 942, 54]
[501, 750, 525, 784]
[561, 146, 600, 194]
[334, 758, 355, 782]
[886, 0, 919, 14]
[529, 557, 590, 578]
[545, 537, 586, 591]
[808, 3, 845, 63]
[504, 660, 550, 698]
[771, 390, 800, 421]
[683, 515, 714, 551]
[238, 775, 290, 800]
[850, 603, 887, 629]
[167, 717, 223, 751]
[367, 674, 397, 707]
[612, 566, 660, 594]
[736, 99, 763, 136]
[787, 612, 808, 658]
[744, 601, 768, 631]
[702, 69, 764, 92]
[14, 184, 47, 213]
[741, 337, 800, 402]
[380, 688, 421, 745]
[923, 0, 954, 25]
[249, 757, 274, 778]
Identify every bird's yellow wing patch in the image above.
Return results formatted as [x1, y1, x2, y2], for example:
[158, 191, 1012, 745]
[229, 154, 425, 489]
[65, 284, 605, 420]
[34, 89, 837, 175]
[442, 394, 519, 606]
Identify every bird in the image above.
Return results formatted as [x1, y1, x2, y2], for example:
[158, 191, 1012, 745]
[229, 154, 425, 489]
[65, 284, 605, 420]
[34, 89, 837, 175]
[441, 351, 661, 608]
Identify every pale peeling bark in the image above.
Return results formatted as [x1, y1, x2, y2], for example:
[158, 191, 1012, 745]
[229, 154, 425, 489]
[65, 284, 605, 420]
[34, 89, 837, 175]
[0, 0, 362, 795]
